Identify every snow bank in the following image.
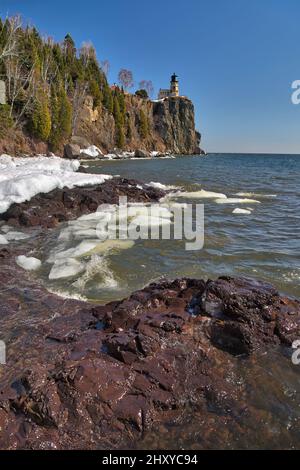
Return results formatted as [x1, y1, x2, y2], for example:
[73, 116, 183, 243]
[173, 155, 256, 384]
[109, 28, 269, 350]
[16, 255, 42, 271]
[0, 155, 112, 214]
[80, 145, 103, 158]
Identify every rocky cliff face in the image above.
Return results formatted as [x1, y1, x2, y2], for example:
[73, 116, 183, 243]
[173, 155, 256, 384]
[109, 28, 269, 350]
[152, 97, 201, 154]
[76, 95, 202, 155]
[0, 94, 202, 157]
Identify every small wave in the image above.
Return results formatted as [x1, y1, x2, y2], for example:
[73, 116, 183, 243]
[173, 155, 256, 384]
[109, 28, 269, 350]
[46, 287, 88, 302]
[282, 270, 300, 282]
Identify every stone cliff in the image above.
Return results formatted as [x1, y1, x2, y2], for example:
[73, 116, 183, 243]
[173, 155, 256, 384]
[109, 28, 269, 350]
[0, 94, 202, 157]
[75, 94, 202, 155]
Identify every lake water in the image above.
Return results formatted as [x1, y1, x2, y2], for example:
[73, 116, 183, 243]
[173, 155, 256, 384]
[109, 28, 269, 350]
[54, 153, 299, 303]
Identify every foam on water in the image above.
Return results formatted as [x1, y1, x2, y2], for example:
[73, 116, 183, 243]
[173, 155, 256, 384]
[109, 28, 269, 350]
[72, 255, 118, 291]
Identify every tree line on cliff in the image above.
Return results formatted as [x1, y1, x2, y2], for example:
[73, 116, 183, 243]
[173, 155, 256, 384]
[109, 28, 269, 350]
[0, 15, 151, 150]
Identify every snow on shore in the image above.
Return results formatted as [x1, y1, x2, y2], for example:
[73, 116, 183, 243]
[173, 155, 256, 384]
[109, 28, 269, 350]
[0, 155, 112, 214]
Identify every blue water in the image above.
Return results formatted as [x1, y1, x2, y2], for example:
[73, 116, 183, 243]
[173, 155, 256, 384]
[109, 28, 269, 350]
[82, 153, 300, 300]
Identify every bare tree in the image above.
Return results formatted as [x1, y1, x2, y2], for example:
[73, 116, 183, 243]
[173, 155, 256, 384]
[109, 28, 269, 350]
[0, 15, 22, 61]
[118, 69, 134, 90]
[79, 41, 96, 67]
[72, 80, 89, 134]
[5, 57, 35, 126]
[101, 59, 110, 77]
[70, 41, 98, 133]
[5, 54, 36, 125]
[139, 80, 154, 98]
[40, 37, 58, 84]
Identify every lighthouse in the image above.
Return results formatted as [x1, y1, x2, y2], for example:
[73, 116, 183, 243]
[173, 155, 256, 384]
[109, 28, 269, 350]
[170, 73, 179, 97]
[157, 73, 180, 100]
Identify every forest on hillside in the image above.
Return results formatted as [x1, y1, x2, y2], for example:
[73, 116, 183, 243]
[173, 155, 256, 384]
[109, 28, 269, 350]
[0, 16, 151, 151]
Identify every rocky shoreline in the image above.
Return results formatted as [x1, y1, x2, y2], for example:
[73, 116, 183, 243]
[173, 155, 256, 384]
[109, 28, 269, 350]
[0, 178, 299, 450]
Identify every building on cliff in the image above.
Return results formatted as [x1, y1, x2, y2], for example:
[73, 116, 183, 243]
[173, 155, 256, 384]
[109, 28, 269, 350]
[158, 73, 180, 100]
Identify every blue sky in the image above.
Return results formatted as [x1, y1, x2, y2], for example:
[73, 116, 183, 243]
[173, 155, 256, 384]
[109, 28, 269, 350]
[1, 0, 300, 153]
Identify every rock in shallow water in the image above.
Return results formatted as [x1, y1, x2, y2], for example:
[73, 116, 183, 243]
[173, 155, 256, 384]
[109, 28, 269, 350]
[0, 262, 299, 449]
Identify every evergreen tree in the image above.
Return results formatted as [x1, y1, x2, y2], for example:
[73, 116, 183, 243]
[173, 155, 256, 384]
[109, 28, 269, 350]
[113, 94, 122, 126]
[30, 89, 51, 141]
[116, 123, 125, 148]
[89, 79, 102, 109]
[139, 109, 148, 139]
[102, 85, 113, 113]
[49, 86, 72, 150]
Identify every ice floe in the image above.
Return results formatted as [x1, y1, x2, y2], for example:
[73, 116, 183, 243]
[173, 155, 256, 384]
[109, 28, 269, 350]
[45, 203, 174, 287]
[215, 198, 261, 204]
[16, 255, 42, 271]
[0, 234, 8, 244]
[0, 155, 112, 214]
[49, 258, 86, 280]
[147, 181, 180, 191]
[5, 231, 30, 241]
[169, 189, 227, 199]
[232, 208, 252, 215]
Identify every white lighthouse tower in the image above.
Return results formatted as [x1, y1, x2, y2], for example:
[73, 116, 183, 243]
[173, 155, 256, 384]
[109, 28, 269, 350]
[170, 73, 179, 97]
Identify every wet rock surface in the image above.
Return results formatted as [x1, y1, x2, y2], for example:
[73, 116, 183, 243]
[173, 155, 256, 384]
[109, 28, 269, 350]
[0, 246, 299, 449]
[0, 177, 165, 228]
[0, 179, 299, 449]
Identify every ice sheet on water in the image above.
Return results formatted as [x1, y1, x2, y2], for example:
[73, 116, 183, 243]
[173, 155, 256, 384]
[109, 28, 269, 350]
[167, 189, 227, 199]
[49, 258, 86, 280]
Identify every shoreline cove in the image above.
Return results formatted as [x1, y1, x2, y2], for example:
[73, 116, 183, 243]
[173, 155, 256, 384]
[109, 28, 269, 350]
[0, 153, 299, 450]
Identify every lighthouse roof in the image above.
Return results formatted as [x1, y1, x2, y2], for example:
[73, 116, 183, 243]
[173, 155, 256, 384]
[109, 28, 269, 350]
[171, 73, 178, 82]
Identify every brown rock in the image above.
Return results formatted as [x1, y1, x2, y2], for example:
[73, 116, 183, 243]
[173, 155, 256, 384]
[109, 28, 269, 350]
[63, 143, 81, 159]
